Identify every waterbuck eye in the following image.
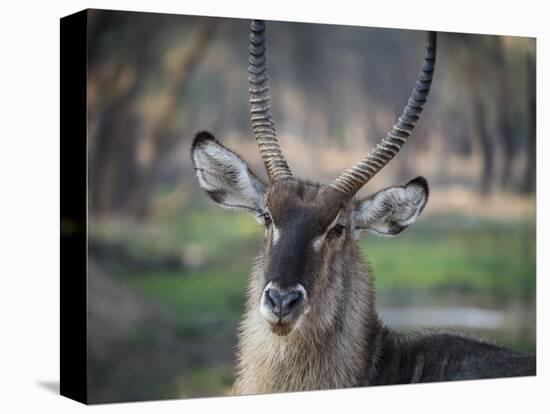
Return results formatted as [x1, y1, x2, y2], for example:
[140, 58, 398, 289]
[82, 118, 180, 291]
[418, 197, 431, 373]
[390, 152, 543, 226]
[328, 224, 345, 239]
[261, 212, 272, 227]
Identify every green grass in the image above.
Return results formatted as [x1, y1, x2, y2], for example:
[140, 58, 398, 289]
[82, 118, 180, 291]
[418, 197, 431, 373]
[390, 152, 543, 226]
[129, 265, 249, 330]
[499, 338, 536, 355]
[364, 214, 536, 300]
[155, 208, 262, 258]
[177, 366, 234, 398]
[91, 206, 262, 264]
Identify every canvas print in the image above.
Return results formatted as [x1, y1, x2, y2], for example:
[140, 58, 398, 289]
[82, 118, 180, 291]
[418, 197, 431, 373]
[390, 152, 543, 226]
[61, 8, 536, 404]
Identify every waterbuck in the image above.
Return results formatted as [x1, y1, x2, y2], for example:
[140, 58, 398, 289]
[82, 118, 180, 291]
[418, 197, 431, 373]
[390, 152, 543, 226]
[191, 20, 535, 395]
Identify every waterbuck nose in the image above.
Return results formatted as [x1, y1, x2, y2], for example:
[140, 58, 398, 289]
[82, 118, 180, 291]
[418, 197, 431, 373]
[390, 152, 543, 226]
[265, 287, 305, 319]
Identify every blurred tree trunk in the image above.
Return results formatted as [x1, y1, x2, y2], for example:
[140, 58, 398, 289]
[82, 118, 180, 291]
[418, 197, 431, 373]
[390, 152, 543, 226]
[90, 20, 217, 218]
[471, 96, 494, 195]
[88, 11, 141, 217]
[499, 116, 515, 188]
[496, 39, 516, 189]
[126, 21, 217, 217]
[520, 50, 536, 194]
[91, 65, 145, 217]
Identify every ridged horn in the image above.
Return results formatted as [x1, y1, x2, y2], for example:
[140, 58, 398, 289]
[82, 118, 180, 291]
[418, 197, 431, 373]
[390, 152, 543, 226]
[249, 20, 293, 182]
[329, 31, 437, 198]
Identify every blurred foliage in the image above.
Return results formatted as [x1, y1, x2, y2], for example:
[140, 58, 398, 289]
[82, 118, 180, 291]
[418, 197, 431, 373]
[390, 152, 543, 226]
[87, 10, 536, 217]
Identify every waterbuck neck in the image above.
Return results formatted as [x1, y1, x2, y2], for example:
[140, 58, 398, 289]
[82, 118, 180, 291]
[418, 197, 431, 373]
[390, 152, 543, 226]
[233, 241, 377, 394]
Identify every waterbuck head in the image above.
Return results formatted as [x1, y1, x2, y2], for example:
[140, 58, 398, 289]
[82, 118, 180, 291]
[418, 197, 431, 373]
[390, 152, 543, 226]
[191, 21, 436, 337]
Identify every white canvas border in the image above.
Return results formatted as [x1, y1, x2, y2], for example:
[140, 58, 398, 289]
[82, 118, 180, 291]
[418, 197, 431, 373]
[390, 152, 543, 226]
[0, 0, 546, 413]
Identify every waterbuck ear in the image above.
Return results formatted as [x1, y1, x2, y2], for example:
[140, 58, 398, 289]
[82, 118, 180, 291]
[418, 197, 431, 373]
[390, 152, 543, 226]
[352, 177, 429, 238]
[191, 131, 268, 222]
